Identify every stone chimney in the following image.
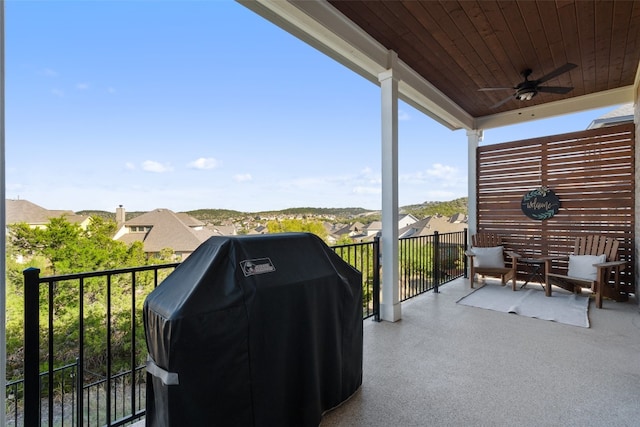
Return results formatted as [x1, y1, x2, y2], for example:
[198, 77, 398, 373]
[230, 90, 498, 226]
[116, 205, 126, 224]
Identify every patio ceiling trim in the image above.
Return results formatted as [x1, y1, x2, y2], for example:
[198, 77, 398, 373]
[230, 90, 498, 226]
[475, 86, 636, 129]
[239, 0, 474, 131]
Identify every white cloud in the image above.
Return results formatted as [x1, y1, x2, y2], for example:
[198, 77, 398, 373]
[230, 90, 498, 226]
[107, 87, 116, 94]
[400, 163, 462, 186]
[233, 173, 252, 182]
[142, 160, 173, 173]
[352, 186, 381, 195]
[397, 162, 467, 204]
[42, 68, 58, 77]
[51, 88, 64, 97]
[188, 157, 219, 170]
[399, 109, 411, 121]
[358, 167, 381, 184]
[426, 163, 458, 179]
[125, 162, 136, 170]
[76, 82, 89, 90]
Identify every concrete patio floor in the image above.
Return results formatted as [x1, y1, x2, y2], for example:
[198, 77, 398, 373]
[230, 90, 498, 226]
[135, 277, 640, 427]
[320, 277, 640, 427]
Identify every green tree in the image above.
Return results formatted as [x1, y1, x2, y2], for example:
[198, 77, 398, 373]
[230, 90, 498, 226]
[5, 216, 154, 378]
[266, 218, 328, 241]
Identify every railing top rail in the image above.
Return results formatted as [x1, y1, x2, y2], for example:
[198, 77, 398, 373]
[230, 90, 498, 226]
[331, 240, 377, 249]
[29, 262, 181, 283]
[399, 230, 466, 241]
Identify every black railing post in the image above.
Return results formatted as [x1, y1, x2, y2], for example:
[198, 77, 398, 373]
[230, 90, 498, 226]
[23, 267, 41, 427]
[77, 278, 85, 426]
[433, 231, 440, 293]
[464, 228, 469, 278]
[373, 236, 381, 322]
[75, 357, 81, 426]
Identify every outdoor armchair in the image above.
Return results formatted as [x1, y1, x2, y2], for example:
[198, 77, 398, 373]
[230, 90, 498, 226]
[466, 233, 520, 291]
[544, 235, 627, 308]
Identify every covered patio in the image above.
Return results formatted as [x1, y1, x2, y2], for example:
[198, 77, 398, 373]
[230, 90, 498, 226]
[2, 2, 639, 426]
[239, 0, 640, 322]
[319, 277, 640, 426]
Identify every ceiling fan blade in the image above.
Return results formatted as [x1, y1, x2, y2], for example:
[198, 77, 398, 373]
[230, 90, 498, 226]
[537, 86, 574, 94]
[490, 95, 514, 108]
[478, 87, 513, 91]
[535, 63, 577, 84]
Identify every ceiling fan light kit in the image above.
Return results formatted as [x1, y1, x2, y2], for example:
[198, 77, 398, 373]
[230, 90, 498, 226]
[516, 89, 536, 101]
[480, 63, 577, 108]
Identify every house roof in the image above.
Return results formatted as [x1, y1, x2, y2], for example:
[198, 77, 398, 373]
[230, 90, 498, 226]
[587, 103, 635, 129]
[240, 1, 639, 131]
[399, 215, 468, 238]
[117, 208, 214, 253]
[6, 199, 88, 226]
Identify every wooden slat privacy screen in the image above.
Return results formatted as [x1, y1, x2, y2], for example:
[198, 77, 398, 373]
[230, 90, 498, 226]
[476, 123, 635, 293]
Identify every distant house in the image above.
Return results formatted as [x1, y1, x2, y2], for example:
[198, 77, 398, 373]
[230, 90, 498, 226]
[6, 199, 91, 229]
[364, 221, 382, 237]
[208, 224, 237, 236]
[113, 207, 215, 260]
[247, 225, 269, 235]
[449, 213, 467, 224]
[398, 214, 467, 238]
[398, 214, 418, 229]
[330, 222, 367, 241]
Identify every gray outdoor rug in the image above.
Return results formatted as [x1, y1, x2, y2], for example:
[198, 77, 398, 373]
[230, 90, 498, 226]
[457, 284, 590, 328]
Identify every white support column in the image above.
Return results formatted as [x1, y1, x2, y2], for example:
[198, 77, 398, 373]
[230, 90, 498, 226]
[378, 54, 401, 322]
[466, 129, 483, 238]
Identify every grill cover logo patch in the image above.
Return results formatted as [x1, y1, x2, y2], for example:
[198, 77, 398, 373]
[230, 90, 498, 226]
[240, 258, 276, 277]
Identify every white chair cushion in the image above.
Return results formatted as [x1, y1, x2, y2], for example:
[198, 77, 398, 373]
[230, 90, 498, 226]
[567, 254, 607, 281]
[472, 246, 505, 268]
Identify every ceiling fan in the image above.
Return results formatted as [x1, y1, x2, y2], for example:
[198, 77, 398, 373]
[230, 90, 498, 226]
[479, 63, 578, 108]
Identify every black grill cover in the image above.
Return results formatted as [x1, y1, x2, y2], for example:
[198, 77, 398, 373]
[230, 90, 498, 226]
[143, 233, 363, 427]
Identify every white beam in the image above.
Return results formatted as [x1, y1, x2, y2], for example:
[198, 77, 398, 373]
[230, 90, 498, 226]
[398, 64, 474, 130]
[379, 53, 401, 322]
[475, 86, 635, 129]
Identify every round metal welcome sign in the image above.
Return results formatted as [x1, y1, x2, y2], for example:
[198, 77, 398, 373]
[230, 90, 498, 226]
[521, 187, 560, 220]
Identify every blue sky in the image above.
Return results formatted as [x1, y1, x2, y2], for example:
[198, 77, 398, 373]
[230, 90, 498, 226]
[5, 0, 620, 213]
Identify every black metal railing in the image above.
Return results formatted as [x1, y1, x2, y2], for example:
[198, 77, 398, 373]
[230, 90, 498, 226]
[5, 361, 147, 427]
[21, 263, 179, 427]
[398, 231, 467, 301]
[330, 236, 381, 321]
[13, 231, 466, 426]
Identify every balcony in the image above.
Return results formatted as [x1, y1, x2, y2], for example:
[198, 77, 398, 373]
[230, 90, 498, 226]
[129, 276, 640, 427]
[13, 232, 465, 426]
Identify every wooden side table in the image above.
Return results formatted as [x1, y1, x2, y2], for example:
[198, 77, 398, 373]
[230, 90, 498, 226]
[519, 257, 546, 291]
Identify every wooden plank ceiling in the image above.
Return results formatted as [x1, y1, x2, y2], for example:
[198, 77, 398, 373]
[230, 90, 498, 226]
[328, 0, 640, 118]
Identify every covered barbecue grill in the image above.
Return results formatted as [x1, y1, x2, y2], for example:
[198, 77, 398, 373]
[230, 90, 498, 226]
[143, 232, 363, 426]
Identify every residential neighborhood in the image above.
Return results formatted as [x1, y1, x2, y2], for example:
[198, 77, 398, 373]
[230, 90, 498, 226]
[6, 199, 468, 260]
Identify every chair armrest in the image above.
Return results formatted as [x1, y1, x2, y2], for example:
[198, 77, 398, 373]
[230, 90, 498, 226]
[593, 260, 626, 268]
[593, 260, 627, 272]
[546, 272, 594, 286]
[465, 250, 476, 257]
[505, 251, 521, 259]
